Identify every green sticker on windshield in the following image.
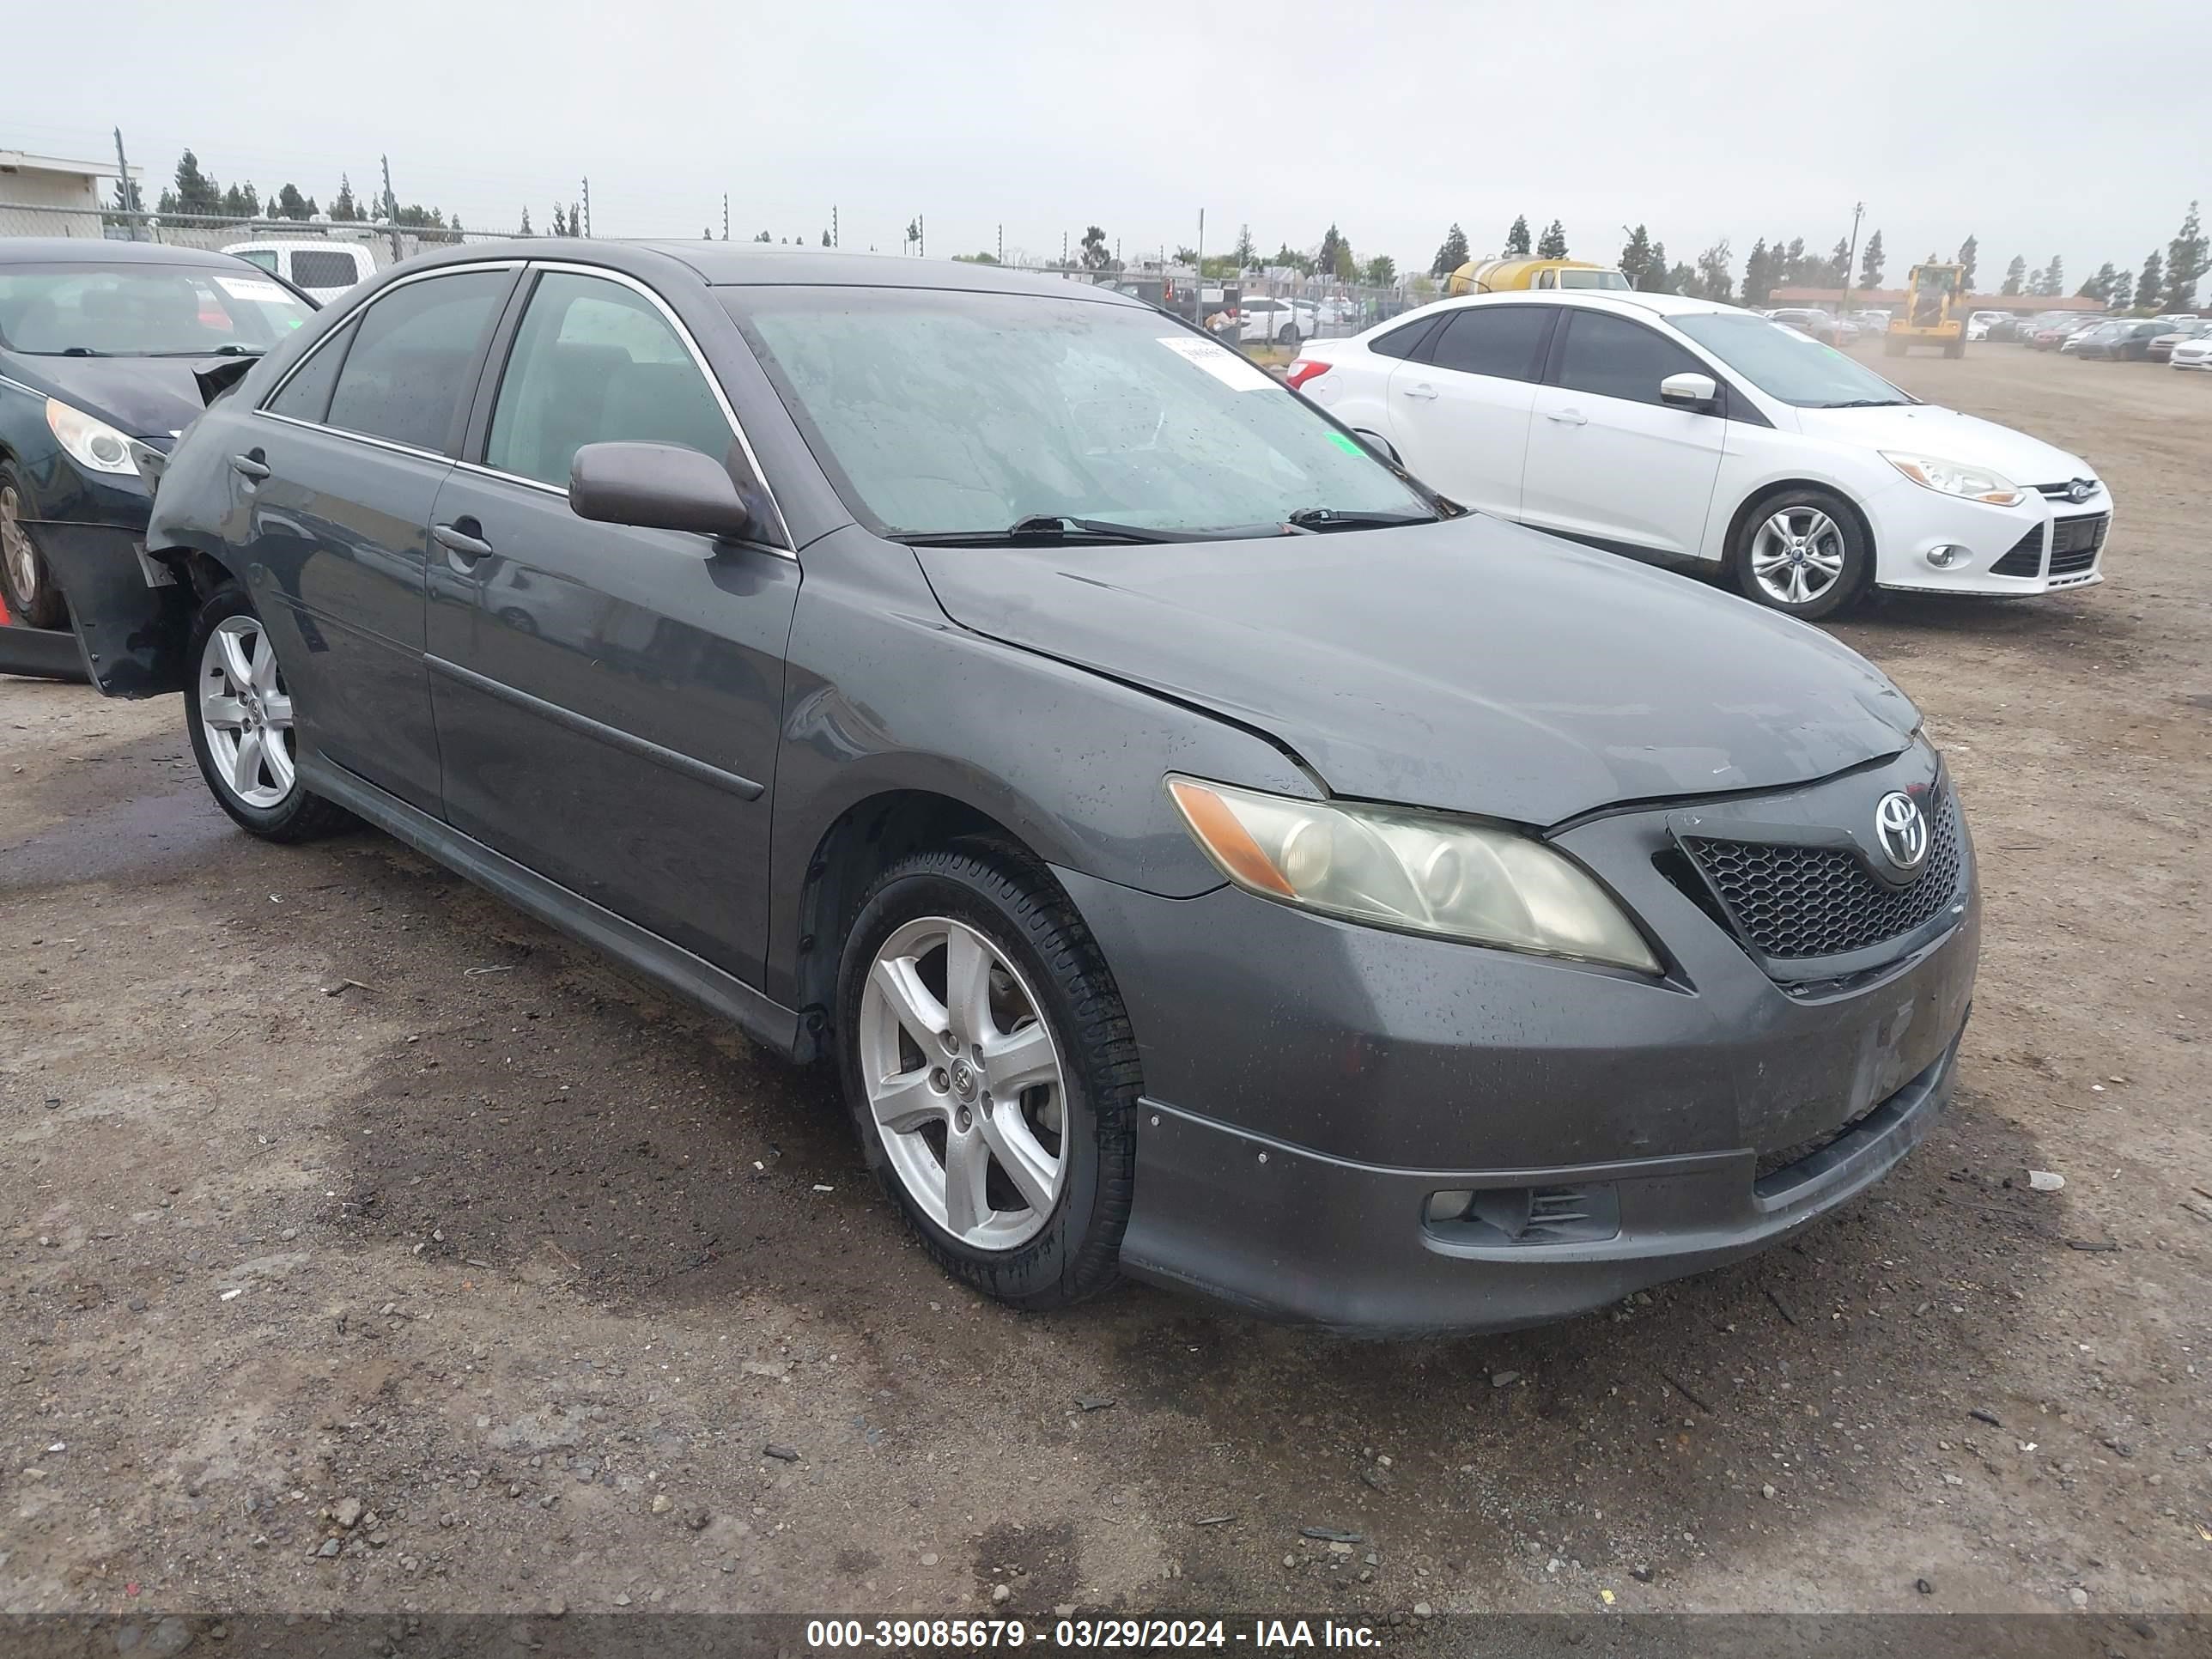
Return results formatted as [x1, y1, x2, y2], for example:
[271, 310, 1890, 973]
[1326, 432, 1364, 456]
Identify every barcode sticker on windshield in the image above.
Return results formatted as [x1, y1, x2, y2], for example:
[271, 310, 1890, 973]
[216, 276, 290, 304]
[1158, 336, 1273, 391]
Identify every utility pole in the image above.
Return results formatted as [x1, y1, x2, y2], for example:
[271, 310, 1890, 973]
[917, 214, 924, 258]
[1061, 229, 1069, 268]
[112, 127, 140, 240]
[832, 204, 838, 247]
[722, 193, 728, 241]
[1196, 207, 1205, 307]
[580, 177, 592, 238]
[380, 155, 403, 263]
[1840, 200, 1864, 322]
[997, 223, 1003, 264]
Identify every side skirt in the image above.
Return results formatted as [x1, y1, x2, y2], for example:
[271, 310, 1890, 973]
[301, 753, 805, 1060]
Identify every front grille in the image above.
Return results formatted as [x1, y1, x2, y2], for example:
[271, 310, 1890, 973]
[1991, 526, 2044, 577]
[1684, 792, 1964, 960]
[2049, 513, 2108, 575]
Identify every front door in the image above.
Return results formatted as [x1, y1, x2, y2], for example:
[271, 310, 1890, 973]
[1383, 304, 1554, 520]
[1519, 307, 1726, 562]
[424, 266, 798, 981]
[246, 266, 516, 811]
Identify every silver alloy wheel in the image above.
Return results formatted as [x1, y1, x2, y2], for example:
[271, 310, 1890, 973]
[198, 615, 296, 810]
[1749, 507, 1848, 605]
[0, 484, 40, 608]
[859, 915, 1068, 1251]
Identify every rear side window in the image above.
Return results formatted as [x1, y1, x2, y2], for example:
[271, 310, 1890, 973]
[483, 271, 734, 489]
[1553, 309, 1706, 407]
[1428, 307, 1553, 381]
[325, 270, 507, 453]
[1367, 317, 1438, 361]
[290, 249, 363, 291]
[265, 319, 357, 422]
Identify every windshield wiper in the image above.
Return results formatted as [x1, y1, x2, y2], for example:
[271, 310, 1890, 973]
[1285, 506, 1437, 532]
[1814, 398, 1911, 408]
[154, 343, 265, 358]
[894, 514, 1189, 547]
[56, 345, 109, 356]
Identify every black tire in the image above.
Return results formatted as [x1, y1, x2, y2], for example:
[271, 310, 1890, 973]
[1943, 335, 1966, 360]
[185, 583, 355, 842]
[0, 460, 69, 629]
[1276, 326, 1300, 352]
[835, 841, 1140, 1311]
[1729, 487, 1872, 622]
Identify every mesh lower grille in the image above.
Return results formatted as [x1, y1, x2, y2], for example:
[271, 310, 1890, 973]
[1685, 793, 1963, 959]
[1991, 527, 2043, 577]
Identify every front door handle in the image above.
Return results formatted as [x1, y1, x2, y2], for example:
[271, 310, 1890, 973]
[1401, 382, 1438, 401]
[230, 452, 270, 481]
[1546, 408, 1589, 426]
[432, 520, 493, 563]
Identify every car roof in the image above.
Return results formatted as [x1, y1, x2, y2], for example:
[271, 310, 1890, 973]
[0, 237, 257, 269]
[222, 239, 370, 255]
[392, 239, 1152, 306]
[1425, 289, 1750, 323]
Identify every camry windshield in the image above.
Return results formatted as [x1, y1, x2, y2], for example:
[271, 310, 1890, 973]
[726, 287, 1438, 538]
[0, 264, 312, 357]
[1671, 312, 1913, 408]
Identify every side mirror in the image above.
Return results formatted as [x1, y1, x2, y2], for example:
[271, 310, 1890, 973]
[569, 441, 763, 541]
[1659, 371, 1719, 410]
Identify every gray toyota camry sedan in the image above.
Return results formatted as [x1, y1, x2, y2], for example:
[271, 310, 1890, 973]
[49, 244, 1977, 1335]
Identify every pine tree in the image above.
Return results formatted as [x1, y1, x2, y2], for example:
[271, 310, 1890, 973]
[2027, 265, 2045, 297]
[331, 175, 360, 222]
[1826, 238, 1851, 286]
[1695, 240, 1734, 302]
[1316, 224, 1346, 279]
[2134, 253, 2163, 311]
[1504, 215, 1531, 256]
[518, 206, 533, 237]
[2000, 255, 2026, 297]
[756, 230, 773, 244]
[272, 184, 315, 222]
[569, 203, 582, 238]
[2107, 270, 2130, 311]
[1641, 240, 1669, 292]
[1535, 219, 1567, 259]
[1956, 235, 1978, 290]
[1362, 253, 1397, 286]
[551, 204, 568, 236]
[2079, 263, 2118, 302]
[1430, 222, 1470, 279]
[822, 230, 832, 246]
[1232, 224, 1258, 269]
[2165, 201, 2207, 313]
[1618, 225, 1653, 286]
[1742, 239, 1771, 306]
[1859, 229, 1885, 289]
[2041, 255, 2063, 298]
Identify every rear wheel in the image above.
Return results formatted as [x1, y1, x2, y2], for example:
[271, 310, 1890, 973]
[185, 585, 353, 842]
[0, 463, 67, 629]
[1730, 489, 1869, 621]
[836, 842, 1139, 1310]
[1276, 325, 1301, 352]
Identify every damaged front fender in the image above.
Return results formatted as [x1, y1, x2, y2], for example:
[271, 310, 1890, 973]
[29, 520, 192, 696]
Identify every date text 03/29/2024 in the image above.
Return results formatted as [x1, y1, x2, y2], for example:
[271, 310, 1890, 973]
[803, 1618, 1383, 1650]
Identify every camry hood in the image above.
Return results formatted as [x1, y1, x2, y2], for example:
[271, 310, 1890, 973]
[2, 354, 219, 440]
[915, 515, 1920, 826]
[1794, 401, 2095, 484]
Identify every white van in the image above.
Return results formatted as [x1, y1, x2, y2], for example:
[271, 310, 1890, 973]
[220, 241, 376, 306]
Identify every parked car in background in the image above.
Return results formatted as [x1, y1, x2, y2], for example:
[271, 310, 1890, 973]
[1852, 308, 1893, 333]
[2073, 319, 2171, 362]
[1965, 310, 2008, 342]
[0, 239, 313, 640]
[2027, 315, 2102, 351]
[2168, 331, 2212, 370]
[2146, 319, 2209, 361]
[1222, 295, 1315, 347]
[1290, 290, 2113, 617]
[221, 240, 374, 306]
[1766, 308, 1856, 348]
[49, 243, 1980, 1336]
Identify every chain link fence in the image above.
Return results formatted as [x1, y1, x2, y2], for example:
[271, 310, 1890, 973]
[2, 203, 1428, 343]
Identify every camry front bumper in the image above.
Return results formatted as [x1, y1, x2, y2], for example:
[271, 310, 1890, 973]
[1060, 747, 1979, 1335]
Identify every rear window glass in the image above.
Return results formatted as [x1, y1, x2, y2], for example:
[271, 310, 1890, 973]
[290, 250, 363, 291]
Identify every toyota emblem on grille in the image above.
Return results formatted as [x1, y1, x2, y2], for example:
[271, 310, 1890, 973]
[2068, 478, 2093, 502]
[1875, 792, 1929, 872]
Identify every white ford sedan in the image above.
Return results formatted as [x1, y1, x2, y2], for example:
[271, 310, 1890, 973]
[1288, 291, 2112, 617]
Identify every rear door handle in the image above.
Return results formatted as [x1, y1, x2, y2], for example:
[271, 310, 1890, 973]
[1401, 383, 1438, 401]
[230, 453, 270, 481]
[433, 520, 493, 563]
[1546, 408, 1589, 426]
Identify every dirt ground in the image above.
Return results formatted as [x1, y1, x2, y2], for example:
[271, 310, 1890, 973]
[2, 346, 2208, 1627]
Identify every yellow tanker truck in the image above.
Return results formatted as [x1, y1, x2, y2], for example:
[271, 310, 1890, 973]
[1446, 257, 1632, 296]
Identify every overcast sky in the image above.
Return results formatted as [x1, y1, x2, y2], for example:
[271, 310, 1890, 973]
[11, 0, 2206, 294]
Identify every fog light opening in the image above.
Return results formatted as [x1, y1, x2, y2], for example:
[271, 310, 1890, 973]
[1925, 544, 1968, 568]
[1425, 1189, 1474, 1224]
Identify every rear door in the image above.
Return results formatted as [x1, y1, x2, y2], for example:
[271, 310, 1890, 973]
[423, 264, 799, 979]
[1382, 304, 1554, 520]
[246, 264, 517, 811]
[1519, 307, 1726, 562]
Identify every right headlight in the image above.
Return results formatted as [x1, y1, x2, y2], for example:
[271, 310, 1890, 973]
[1166, 775, 1660, 974]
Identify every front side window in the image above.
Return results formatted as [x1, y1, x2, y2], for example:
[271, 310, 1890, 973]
[1427, 307, 1553, 381]
[1553, 310, 1706, 407]
[234, 249, 281, 274]
[0, 263, 312, 356]
[325, 270, 508, 452]
[1668, 312, 1913, 409]
[485, 272, 734, 489]
[729, 287, 1437, 538]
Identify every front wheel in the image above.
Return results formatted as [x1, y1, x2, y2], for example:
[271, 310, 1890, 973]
[836, 842, 1139, 1310]
[1276, 325, 1301, 351]
[185, 585, 354, 842]
[1730, 490, 1870, 621]
[0, 463, 68, 629]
